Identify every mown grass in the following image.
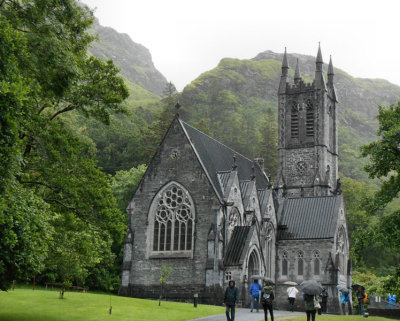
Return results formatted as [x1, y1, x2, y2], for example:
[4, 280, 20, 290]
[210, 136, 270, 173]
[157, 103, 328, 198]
[0, 288, 224, 321]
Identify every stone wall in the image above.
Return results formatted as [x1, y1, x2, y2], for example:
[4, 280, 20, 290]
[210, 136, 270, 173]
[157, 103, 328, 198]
[274, 238, 342, 313]
[120, 118, 222, 302]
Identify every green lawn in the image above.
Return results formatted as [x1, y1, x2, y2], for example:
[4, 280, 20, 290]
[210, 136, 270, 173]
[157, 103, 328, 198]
[0, 289, 224, 321]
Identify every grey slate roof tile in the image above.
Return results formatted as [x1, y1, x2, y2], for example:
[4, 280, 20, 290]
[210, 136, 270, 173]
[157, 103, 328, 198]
[257, 189, 267, 215]
[217, 171, 231, 195]
[278, 196, 339, 240]
[224, 226, 252, 266]
[180, 120, 269, 200]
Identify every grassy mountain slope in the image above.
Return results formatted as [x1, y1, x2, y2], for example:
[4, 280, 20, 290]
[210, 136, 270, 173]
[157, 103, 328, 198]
[88, 18, 167, 96]
[178, 53, 400, 182]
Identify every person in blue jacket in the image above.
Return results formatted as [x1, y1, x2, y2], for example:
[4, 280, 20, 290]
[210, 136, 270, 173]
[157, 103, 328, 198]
[340, 292, 350, 315]
[249, 279, 262, 312]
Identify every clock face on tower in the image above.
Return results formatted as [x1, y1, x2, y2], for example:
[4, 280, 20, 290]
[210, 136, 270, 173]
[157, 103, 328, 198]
[296, 161, 307, 176]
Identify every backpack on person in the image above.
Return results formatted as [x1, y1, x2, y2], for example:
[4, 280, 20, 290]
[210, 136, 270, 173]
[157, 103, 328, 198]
[262, 290, 272, 305]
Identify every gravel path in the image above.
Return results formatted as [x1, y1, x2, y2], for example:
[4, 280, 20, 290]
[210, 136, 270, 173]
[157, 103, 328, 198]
[189, 308, 303, 321]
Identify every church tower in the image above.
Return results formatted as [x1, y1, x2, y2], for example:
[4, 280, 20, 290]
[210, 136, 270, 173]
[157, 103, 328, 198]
[275, 45, 339, 197]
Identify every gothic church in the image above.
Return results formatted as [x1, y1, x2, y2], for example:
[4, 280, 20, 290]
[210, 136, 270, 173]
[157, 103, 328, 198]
[119, 46, 351, 313]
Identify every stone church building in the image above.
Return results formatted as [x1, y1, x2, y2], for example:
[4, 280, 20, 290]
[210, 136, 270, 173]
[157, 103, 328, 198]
[119, 46, 351, 313]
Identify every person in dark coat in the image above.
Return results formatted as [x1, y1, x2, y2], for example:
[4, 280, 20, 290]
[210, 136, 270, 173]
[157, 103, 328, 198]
[224, 280, 239, 321]
[320, 288, 328, 313]
[356, 287, 365, 315]
[261, 285, 274, 321]
[304, 294, 317, 321]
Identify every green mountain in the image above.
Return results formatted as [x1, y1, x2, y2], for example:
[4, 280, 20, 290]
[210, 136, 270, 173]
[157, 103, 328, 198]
[178, 53, 400, 182]
[83, 16, 400, 184]
[88, 18, 167, 96]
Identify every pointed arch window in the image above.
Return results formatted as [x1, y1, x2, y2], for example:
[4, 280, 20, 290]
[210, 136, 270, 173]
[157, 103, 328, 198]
[151, 182, 195, 255]
[306, 100, 314, 136]
[297, 251, 304, 276]
[248, 250, 260, 277]
[313, 250, 321, 275]
[282, 251, 288, 276]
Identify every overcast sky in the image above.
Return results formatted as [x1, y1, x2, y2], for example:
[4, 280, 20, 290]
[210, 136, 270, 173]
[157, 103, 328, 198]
[82, 0, 400, 91]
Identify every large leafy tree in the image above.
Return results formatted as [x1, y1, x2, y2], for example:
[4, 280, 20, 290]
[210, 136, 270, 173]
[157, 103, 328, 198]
[359, 102, 400, 292]
[0, 0, 128, 290]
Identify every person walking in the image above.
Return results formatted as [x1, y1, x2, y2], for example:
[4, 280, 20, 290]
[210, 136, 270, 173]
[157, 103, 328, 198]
[249, 279, 262, 312]
[261, 284, 274, 321]
[224, 280, 239, 321]
[320, 288, 328, 313]
[304, 293, 317, 321]
[287, 286, 298, 312]
[340, 291, 350, 315]
[356, 286, 365, 315]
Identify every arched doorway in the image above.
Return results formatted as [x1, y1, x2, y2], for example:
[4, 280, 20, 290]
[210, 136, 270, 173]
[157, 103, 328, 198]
[248, 250, 260, 277]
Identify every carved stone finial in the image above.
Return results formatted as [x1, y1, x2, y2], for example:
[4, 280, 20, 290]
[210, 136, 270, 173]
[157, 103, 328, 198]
[175, 102, 181, 117]
[231, 154, 237, 171]
[251, 165, 256, 181]
[336, 178, 342, 194]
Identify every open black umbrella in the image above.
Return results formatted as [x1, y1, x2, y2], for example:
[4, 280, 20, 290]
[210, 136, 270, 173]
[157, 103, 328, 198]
[337, 284, 349, 294]
[263, 278, 275, 285]
[352, 283, 365, 291]
[301, 280, 323, 295]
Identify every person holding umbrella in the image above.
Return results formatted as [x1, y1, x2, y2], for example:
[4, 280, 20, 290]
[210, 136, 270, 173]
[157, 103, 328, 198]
[287, 285, 298, 312]
[356, 286, 365, 315]
[261, 280, 275, 321]
[320, 288, 328, 313]
[301, 280, 323, 321]
[249, 278, 262, 312]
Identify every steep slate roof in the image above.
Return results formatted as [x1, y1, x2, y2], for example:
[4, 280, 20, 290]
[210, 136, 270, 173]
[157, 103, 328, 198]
[224, 226, 252, 266]
[217, 171, 231, 194]
[257, 189, 267, 215]
[278, 196, 339, 240]
[180, 120, 269, 200]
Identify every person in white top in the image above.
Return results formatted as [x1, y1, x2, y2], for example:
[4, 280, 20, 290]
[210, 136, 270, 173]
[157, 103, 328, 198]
[287, 286, 299, 312]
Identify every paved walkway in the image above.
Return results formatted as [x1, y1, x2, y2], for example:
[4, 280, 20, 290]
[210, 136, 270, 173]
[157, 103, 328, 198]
[190, 308, 303, 321]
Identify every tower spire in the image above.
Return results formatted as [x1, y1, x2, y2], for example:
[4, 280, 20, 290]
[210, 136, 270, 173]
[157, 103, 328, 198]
[327, 55, 338, 101]
[279, 47, 289, 94]
[314, 43, 326, 90]
[294, 58, 301, 83]
[282, 47, 289, 70]
[328, 55, 334, 80]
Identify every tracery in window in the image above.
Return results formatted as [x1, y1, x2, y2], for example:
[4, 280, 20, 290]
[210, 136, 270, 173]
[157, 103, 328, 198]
[228, 208, 240, 227]
[152, 183, 194, 253]
[297, 251, 304, 276]
[282, 251, 288, 276]
[313, 250, 320, 275]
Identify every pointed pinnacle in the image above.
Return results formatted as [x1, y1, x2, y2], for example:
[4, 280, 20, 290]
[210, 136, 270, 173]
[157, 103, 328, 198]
[282, 47, 289, 69]
[316, 42, 323, 64]
[294, 58, 301, 81]
[328, 55, 334, 75]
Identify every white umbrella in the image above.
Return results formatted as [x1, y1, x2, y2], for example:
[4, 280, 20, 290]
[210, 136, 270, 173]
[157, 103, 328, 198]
[283, 281, 298, 286]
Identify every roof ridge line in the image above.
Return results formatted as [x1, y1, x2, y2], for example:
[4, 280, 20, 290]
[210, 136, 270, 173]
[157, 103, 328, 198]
[217, 170, 232, 174]
[178, 118, 224, 203]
